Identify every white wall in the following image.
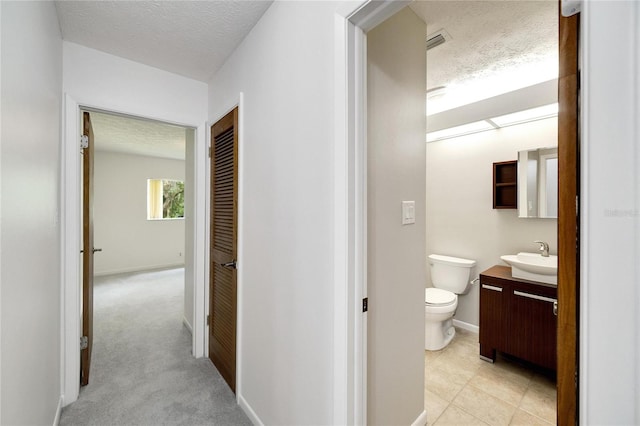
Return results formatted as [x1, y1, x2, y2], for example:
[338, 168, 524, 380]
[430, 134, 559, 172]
[208, 2, 344, 423]
[581, 1, 640, 422]
[426, 118, 557, 326]
[0, 1, 62, 424]
[62, 41, 208, 403]
[93, 151, 185, 276]
[367, 7, 426, 425]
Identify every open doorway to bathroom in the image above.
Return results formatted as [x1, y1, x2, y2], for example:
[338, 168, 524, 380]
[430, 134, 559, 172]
[356, 0, 577, 423]
[415, 1, 561, 424]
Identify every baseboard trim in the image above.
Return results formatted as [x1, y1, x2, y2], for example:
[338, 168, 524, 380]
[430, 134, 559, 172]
[183, 316, 193, 334]
[453, 319, 479, 334]
[53, 396, 63, 426]
[94, 263, 185, 277]
[411, 409, 428, 426]
[238, 394, 264, 426]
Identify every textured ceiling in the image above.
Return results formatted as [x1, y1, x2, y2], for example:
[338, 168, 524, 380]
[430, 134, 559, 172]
[88, 111, 187, 160]
[62, 0, 557, 153]
[55, 0, 273, 82]
[409, 0, 558, 114]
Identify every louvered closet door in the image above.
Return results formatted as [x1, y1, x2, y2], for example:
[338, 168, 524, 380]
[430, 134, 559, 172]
[209, 107, 238, 392]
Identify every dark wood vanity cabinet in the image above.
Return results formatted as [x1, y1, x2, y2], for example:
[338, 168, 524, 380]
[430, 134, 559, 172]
[479, 265, 557, 371]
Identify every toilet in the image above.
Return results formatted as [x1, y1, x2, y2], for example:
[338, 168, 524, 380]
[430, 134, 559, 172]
[425, 254, 476, 350]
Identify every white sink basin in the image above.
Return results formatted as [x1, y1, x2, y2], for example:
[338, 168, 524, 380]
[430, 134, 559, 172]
[500, 252, 558, 285]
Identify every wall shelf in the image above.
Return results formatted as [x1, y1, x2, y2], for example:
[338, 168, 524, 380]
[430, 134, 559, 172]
[493, 160, 517, 209]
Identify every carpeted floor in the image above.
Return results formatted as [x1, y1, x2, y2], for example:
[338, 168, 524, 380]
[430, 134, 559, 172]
[60, 268, 251, 426]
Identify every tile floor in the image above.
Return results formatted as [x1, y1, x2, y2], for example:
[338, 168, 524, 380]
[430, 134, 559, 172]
[425, 328, 557, 426]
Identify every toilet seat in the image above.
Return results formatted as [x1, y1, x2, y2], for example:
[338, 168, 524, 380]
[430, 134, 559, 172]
[425, 288, 456, 306]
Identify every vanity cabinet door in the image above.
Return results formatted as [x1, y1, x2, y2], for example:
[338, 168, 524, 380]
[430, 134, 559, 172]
[479, 281, 506, 362]
[508, 288, 557, 370]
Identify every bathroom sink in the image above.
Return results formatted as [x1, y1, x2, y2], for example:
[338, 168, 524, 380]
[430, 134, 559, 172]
[500, 252, 558, 285]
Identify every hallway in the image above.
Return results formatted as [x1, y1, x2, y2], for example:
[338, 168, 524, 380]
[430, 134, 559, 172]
[60, 268, 250, 425]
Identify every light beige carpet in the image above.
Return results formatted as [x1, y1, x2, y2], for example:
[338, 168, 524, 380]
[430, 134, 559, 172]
[60, 268, 250, 426]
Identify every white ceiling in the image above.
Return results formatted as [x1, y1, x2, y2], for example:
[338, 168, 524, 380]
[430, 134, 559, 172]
[409, 0, 558, 115]
[62, 1, 557, 157]
[88, 111, 188, 160]
[55, 0, 273, 82]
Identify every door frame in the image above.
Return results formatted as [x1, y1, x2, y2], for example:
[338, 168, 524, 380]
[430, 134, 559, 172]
[60, 95, 207, 405]
[333, 2, 411, 424]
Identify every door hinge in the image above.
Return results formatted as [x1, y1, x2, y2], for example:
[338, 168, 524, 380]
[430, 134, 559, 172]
[80, 335, 88, 350]
[206, 314, 210, 326]
[362, 297, 368, 313]
[208, 147, 212, 158]
[80, 134, 89, 150]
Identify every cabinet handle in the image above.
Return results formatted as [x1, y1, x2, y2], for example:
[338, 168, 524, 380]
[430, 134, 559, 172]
[482, 284, 502, 292]
[553, 301, 558, 316]
[514, 290, 557, 304]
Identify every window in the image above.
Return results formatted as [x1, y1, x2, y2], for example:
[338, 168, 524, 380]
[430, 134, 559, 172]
[147, 179, 184, 220]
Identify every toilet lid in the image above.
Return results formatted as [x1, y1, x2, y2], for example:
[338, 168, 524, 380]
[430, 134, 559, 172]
[425, 288, 456, 306]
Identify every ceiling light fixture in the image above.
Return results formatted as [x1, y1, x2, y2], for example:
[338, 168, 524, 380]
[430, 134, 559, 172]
[426, 102, 559, 143]
[491, 103, 559, 127]
[426, 121, 494, 143]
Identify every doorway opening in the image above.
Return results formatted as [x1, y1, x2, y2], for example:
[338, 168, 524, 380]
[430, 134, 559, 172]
[338, 0, 578, 424]
[61, 99, 206, 406]
[415, 1, 559, 424]
[78, 108, 193, 386]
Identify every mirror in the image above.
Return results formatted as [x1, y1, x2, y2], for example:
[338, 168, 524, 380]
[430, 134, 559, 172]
[518, 147, 558, 218]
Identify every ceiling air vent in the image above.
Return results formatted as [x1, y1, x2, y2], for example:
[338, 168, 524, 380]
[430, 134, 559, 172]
[426, 29, 451, 51]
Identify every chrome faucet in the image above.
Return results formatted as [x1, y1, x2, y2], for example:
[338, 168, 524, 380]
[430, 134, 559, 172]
[534, 240, 550, 257]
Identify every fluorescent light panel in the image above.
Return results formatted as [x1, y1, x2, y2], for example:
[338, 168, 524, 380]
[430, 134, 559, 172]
[426, 120, 493, 142]
[490, 103, 558, 127]
[426, 103, 558, 142]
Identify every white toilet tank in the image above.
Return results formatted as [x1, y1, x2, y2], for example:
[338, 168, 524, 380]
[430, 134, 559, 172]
[428, 254, 476, 294]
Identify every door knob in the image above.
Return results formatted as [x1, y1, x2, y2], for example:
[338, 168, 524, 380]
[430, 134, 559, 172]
[220, 260, 237, 269]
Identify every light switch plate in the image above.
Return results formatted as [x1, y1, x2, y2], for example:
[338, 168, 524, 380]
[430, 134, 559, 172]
[402, 201, 415, 225]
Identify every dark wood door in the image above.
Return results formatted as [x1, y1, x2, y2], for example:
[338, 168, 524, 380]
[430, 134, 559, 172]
[557, 4, 579, 424]
[80, 111, 95, 386]
[209, 108, 238, 392]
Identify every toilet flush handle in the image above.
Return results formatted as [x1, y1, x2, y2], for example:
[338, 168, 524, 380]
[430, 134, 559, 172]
[470, 277, 480, 286]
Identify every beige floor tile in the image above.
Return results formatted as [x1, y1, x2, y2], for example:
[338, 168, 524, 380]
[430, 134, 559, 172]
[477, 359, 533, 388]
[452, 385, 517, 426]
[426, 366, 470, 402]
[444, 337, 480, 359]
[528, 373, 557, 397]
[431, 350, 483, 381]
[509, 409, 553, 426]
[434, 405, 488, 426]
[425, 389, 449, 425]
[519, 384, 557, 424]
[468, 372, 528, 406]
[424, 328, 556, 426]
[425, 348, 445, 366]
